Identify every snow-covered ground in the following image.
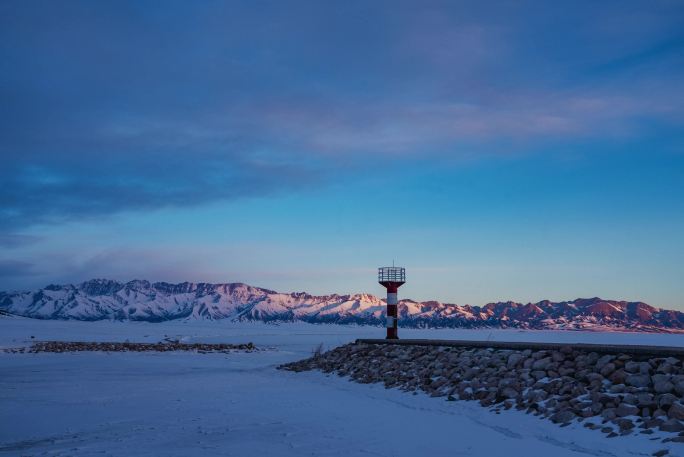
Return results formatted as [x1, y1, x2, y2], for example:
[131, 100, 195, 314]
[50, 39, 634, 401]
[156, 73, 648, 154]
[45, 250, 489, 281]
[1, 318, 683, 456]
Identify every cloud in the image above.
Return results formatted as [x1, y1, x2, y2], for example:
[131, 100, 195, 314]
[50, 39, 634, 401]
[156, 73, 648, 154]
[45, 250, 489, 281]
[0, 151, 323, 230]
[0, 234, 42, 248]
[255, 91, 682, 155]
[0, 259, 39, 279]
[0, 0, 682, 231]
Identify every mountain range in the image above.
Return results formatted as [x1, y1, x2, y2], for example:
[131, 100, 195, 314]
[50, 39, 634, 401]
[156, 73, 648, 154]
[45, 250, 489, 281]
[1, 279, 683, 332]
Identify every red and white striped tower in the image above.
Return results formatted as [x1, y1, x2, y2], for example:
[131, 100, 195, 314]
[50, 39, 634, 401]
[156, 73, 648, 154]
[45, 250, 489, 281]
[378, 266, 406, 339]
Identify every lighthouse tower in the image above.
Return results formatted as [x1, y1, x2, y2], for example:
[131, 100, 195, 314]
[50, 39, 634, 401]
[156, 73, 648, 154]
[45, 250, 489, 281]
[378, 266, 406, 339]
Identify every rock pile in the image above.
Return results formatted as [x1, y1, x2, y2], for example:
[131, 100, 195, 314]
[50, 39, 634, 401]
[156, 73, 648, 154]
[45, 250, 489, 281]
[280, 342, 684, 441]
[4, 340, 256, 354]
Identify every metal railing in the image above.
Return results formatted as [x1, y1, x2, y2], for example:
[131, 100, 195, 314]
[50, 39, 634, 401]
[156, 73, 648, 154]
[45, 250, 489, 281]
[378, 267, 406, 283]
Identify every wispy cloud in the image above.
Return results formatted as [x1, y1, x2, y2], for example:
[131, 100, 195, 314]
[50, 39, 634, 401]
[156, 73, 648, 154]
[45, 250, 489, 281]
[0, 259, 40, 279]
[0, 234, 42, 248]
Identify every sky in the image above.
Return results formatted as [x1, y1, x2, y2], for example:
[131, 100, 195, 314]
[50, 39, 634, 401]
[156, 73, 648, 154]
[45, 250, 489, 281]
[1, 0, 683, 309]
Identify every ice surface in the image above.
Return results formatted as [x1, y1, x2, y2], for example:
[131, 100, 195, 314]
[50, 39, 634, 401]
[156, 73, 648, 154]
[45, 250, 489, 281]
[1, 318, 683, 456]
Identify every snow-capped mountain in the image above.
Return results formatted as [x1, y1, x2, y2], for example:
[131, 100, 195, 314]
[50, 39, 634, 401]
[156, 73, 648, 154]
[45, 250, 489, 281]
[1, 279, 683, 332]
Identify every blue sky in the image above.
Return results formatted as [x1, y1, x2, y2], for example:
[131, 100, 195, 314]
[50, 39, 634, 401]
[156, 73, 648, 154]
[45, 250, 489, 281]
[1, 1, 683, 308]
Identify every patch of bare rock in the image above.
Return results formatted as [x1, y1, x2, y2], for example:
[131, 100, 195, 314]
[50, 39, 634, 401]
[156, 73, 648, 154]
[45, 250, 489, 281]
[280, 342, 684, 441]
[4, 340, 256, 353]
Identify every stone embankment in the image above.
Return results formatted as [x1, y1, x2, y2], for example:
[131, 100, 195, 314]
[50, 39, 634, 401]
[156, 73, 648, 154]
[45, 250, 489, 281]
[280, 342, 684, 443]
[4, 340, 256, 353]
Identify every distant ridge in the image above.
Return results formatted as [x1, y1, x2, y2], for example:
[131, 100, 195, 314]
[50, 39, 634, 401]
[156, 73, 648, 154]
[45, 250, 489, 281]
[1, 279, 682, 332]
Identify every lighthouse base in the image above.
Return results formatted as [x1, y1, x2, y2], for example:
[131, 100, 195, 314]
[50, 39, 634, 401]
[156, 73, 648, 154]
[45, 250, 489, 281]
[386, 304, 398, 339]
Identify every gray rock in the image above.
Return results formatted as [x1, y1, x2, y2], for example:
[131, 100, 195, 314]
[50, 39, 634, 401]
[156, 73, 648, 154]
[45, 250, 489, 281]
[551, 351, 565, 362]
[615, 418, 634, 430]
[531, 370, 547, 380]
[585, 372, 603, 383]
[626, 374, 650, 388]
[658, 393, 677, 408]
[637, 392, 656, 408]
[660, 418, 684, 433]
[506, 353, 523, 369]
[600, 363, 616, 377]
[500, 387, 519, 399]
[622, 393, 637, 405]
[657, 363, 675, 374]
[551, 410, 575, 424]
[655, 381, 674, 394]
[668, 402, 684, 420]
[638, 361, 652, 374]
[608, 369, 627, 385]
[676, 381, 684, 396]
[531, 350, 548, 360]
[595, 354, 613, 370]
[663, 357, 680, 366]
[653, 374, 674, 394]
[616, 403, 639, 417]
[558, 367, 575, 376]
[652, 373, 671, 383]
[601, 408, 617, 421]
[625, 361, 640, 373]
[645, 417, 665, 428]
[608, 384, 625, 393]
[532, 357, 553, 371]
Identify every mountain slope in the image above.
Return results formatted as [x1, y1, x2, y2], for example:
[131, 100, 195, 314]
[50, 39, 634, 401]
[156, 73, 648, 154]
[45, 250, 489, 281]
[1, 279, 682, 332]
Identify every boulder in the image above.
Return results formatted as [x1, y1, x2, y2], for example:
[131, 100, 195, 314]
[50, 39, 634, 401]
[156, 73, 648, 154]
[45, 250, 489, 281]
[625, 361, 640, 373]
[615, 418, 634, 430]
[638, 362, 652, 374]
[660, 419, 684, 433]
[500, 387, 519, 400]
[551, 351, 565, 362]
[595, 354, 614, 370]
[608, 369, 627, 385]
[532, 357, 553, 371]
[531, 370, 547, 380]
[506, 353, 523, 369]
[601, 408, 617, 421]
[668, 402, 684, 421]
[658, 393, 677, 409]
[600, 363, 616, 377]
[608, 384, 625, 393]
[637, 393, 656, 408]
[675, 381, 684, 396]
[621, 393, 637, 405]
[616, 403, 639, 417]
[654, 380, 674, 394]
[550, 410, 575, 424]
[626, 374, 650, 388]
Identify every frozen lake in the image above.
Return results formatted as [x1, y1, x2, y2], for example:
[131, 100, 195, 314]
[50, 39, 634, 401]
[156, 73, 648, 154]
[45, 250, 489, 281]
[1, 318, 683, 456]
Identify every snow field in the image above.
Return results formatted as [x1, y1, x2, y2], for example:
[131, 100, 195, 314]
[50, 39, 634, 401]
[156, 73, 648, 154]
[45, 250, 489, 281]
[1, 318, 682, 456]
